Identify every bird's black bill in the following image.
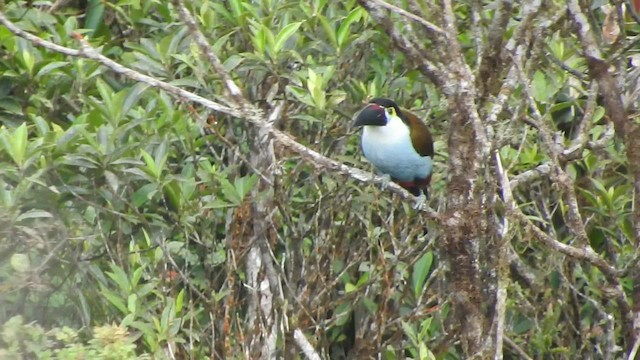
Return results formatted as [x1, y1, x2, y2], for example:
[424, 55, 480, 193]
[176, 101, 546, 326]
[353, 104, 386, 127]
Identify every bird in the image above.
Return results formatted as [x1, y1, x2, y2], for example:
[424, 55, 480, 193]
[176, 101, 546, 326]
[353, 98, 434, 198]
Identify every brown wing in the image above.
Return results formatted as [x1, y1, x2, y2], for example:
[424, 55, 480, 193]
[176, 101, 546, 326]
[402, 109, 434, 157]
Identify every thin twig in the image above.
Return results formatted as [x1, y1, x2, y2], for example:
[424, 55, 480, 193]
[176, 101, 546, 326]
[357, 0, 446, 87]
[504, 336, 534, 360]
[511, 210, 620, 278]
[365, 0, 447, 37]
[0, 11, 440, 219]
[171, 0, 244, 104]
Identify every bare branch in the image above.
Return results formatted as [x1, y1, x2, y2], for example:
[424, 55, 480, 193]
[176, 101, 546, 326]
[511, 210, 620, 278]
[0, 15, 238, 116]
[493, 150, 512, 360]
[567, 3, 640, 348]
[504, 336, 534, 360]
[364, 0, 447, 37]
[0, 10, 440, 220]
[293, 329, 322, 360]
[567, 0, 628, 135]
[171, 0, 244, 104]
[560, 82, 601, 161]
[508, 164, 551, 189]
[357, 0, 447, 87]
[547, 50, 588, 81]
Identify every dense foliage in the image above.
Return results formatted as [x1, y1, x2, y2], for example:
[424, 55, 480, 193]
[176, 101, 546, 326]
[1, 0, 639, 359]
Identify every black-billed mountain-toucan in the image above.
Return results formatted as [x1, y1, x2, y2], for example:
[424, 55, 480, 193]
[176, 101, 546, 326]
[353, 98, 434, 197]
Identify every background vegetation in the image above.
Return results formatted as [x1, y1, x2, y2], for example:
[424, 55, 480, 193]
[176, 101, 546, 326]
[1, 0, 639, 359]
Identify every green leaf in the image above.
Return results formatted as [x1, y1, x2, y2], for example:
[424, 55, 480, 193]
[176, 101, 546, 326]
[121, 314, 135, 328]
[412, 252, 434, 297]
[127, 294, 138, 314]
[10, 253, 30, 273]
[141, 149, 158, 179]
[131, 267, 143, 288]
[286, 85, 314, 107]
[30, 116, 50, 136]
[548, 37, 564, 60]
[0, 179, 13, 207]
[418, 317, 433, 340]
[274, 22, 302, 53]
[101, 286, 128, 314]
[175, 289, 185, 315]
[122, 82, 150, 117]
[95, 78, 113, 110]
[160, 302, 173, 332]
[13, 123, 28, 166]
[228, 0, 244, 19]
[263, 24, 276, 54]
[36, 61, 69, 78]
[362, 297, 378, 314]
[21, 50, 35, 74]
[16, 209, 53, 221]
[219, 177, 241, 205]
[401, 321, 418, 347]
[419, 343, 436, 360]
[532, 71, 548, 102]
[224, 54, 245, 72]
[592, 106, 605, 122]
[154, 141, 168, 177]
[307, 68, 326, 109]
[334, 302, 352, 326]
[355, 272, 370, 287]
[104, 170, 119, 192]
[85, 0, 105, 35]
[337, 8, 364, 48]
[132, 183, 158, 207]
[318, 15, 337, 49]
[2, 123, 28, 167]
[513, 318, 534, 334]
[107, 264, 131, 294]
[0, 98, 22, 115]
[110, 89, 128, 123]
[56, 125, 82, 149]
[163, 180, 182, 211]
[203, 198, 234, 209]
[234, 174, 258, 200]
[328, 89, 347, 107]
[181, 177, 196, 201]
[251, 23, 266, 55]
[345, 282, 357, 293]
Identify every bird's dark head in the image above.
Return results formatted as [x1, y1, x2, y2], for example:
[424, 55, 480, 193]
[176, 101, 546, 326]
[353, 98, 402, 127]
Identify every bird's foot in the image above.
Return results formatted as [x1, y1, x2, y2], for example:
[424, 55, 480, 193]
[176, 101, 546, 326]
[413, 193, 427, 210]
[379, 174, 392, 190]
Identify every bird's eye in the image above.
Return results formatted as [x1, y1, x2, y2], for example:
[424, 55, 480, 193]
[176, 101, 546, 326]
[386, 107, 396, 117]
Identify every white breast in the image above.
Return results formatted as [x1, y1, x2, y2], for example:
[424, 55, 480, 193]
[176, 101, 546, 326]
[360, 116, 432, 182]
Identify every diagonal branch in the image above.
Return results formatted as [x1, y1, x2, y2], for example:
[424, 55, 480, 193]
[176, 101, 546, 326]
[0, 11, 440, 220]
[293, 329, 322, 360]
[0, 16, 239, 116]
[171, 0, 245, 105]
[567, 0, 639, 349]
[364, 0, 447, 37]
[511, 210, 619, 278]
[358, 0, 447, 88]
